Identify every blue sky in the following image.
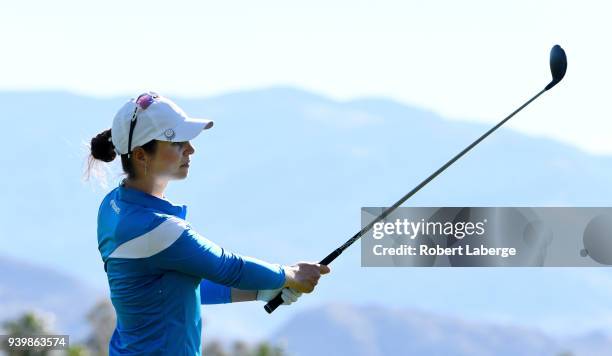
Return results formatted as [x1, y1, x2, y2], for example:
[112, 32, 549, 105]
[3, 1, 612, 344]
[2, 1, 612, 337]
[1, 0, 611, 154]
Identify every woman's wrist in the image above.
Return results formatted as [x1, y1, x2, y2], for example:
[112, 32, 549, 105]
[281, 265, 296, 289]
[230, 288, 257, 303]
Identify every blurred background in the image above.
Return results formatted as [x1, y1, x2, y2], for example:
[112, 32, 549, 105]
[1, 1, 611, 355]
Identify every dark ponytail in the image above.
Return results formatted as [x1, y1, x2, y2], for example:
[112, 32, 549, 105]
[85, 128, 158, 184]
[90, 129, 116, 163]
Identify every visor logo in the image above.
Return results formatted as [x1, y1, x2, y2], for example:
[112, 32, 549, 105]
[164, 129, 176, 140]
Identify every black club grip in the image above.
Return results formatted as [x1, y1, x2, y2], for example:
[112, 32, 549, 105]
[264, 292, 284, 313]
[265, 250, 339, 314]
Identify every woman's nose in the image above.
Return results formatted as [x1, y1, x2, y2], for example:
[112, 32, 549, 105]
[185, 141, 195, 155]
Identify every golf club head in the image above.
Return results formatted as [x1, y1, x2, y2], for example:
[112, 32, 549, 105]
[545, 44, 567, 90]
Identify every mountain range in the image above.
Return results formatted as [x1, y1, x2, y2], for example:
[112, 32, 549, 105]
[271, 304, 612, 356]
[1, 87, 612, 342]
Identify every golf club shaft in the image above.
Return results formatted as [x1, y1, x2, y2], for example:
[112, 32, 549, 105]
[265, 87, 548, 314]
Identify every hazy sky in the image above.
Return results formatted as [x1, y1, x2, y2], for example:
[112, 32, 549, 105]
[1, 0, 610, 153]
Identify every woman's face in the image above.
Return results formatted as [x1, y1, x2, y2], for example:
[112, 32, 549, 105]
[149, 140, 195, 180]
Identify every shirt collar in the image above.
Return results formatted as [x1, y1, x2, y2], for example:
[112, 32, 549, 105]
[117, 179, 187, 219]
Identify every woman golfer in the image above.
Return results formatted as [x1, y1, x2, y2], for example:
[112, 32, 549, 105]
[88, 91, 330, 355]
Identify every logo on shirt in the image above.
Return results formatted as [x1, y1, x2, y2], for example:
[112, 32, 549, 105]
[110, 199, 121, 214]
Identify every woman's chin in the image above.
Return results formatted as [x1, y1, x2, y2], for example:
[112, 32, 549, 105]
[172, 169, 189, 179]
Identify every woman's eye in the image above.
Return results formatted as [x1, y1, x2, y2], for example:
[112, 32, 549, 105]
[172, 142, 186, 147]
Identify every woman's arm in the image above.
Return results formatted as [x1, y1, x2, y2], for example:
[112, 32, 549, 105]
[152, 218, 286, 290]
[199, 282, 297, 304]
[230, 288, 257, 303]
[199, 279, 256, 304]
[230, 288, 302, 305]
[200, 279, 232, 304]
[149, 215, 329, 293]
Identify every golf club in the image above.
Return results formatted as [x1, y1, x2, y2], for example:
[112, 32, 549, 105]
[265, 45, 567, 314]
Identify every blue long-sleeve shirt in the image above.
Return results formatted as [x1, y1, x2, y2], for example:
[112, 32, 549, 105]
[97, 181, 285, 355]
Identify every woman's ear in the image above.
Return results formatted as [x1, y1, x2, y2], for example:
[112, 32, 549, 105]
[131, 147, 149, 166]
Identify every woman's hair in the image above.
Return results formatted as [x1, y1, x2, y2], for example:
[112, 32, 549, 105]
[85, 128, 158, 182]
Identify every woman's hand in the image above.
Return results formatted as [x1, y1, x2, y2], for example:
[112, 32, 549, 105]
[282, 262, 331, 293]
[257, 288, 302, 305]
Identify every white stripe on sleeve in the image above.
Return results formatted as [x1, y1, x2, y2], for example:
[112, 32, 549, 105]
[109, 216, 189, 259]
